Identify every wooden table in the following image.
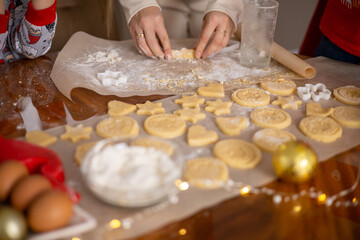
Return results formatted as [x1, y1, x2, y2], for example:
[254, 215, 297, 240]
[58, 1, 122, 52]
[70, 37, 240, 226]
[1, 55, 360, 240]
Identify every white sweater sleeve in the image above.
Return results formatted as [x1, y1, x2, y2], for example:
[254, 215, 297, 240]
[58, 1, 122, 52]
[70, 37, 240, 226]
[118, 0, 161, 25]
[206, 0, 243, 28]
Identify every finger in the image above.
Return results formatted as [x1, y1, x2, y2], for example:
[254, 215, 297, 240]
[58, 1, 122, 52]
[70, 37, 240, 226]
[156, 26, 172, 60]
[202, 29, 227, 58]
[195, 23, 216, 59]
[137, 32, 155, 57]
[144, 28, 165, 59]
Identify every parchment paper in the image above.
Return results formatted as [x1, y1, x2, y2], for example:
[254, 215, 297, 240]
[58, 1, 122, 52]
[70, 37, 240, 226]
[50, 32, 301, 101]
[35, 56, 360, 240]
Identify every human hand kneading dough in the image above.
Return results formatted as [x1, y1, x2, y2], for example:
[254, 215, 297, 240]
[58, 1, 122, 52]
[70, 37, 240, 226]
[129, 7, 235, 60]
[128, 6, 172, 60]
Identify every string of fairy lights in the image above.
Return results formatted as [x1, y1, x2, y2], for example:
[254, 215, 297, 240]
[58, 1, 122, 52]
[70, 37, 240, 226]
[93, 160, 360, 238]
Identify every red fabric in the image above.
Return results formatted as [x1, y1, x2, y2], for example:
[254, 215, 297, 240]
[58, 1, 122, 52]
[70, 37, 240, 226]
[320, 0, 360, 57]
[0, 11, 10, 33]
[25, 0, 57, 26]
[299, 0, 328, 57]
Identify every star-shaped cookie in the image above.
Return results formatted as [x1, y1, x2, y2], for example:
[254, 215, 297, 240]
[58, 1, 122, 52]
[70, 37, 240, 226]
[205, 99, 233, 116]
[136, 101, 165, 115]
[272, 96, 302, 110]
[60, 124, 93, 143]
[174, 107, 206, 123]
[174, 94, 205, 108]
[197, 83, 225, 97]
[108, 100, 137, 116]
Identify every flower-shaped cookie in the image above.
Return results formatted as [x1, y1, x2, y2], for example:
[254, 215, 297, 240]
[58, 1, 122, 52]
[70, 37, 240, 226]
[297, 83, 331, 101]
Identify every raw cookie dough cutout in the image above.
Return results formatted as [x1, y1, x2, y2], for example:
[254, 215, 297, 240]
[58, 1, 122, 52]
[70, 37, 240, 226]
[96, 116, 139, 138]
[260, 79, 297, 95]
[299, 116, 342, 143]
[333, 86, 360, 105]
[172, 48, 195, 59]
[205, 99, 233, 116]
[144, 114, 187, 139]
[74, 141, 97, 165]
[61, 124, 93, 143]
[131, 137, 174, 156]
[272, 96, 302, 110]
[184, 157, 229, 189]
[250, 108, 291, 129]
[187, 125, 218, 147]
[108, 100, 137, 116]
[213, 139, 262, 169]
[215, 116, 247, 136]
[173, 107, 206, 123]
[306, 102, 333, 117]
[174, 94, 205, 108]
[197, 83, 225, 97]
[136, 101, 165, 115]
[231, 88, 270, 107]
[252, 128, 296, 153]
[331, 106, 360, 128]
[25, 130, 57, 147]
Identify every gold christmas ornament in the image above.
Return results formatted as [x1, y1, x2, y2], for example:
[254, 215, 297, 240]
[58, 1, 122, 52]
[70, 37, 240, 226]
[0, 206, 27, 240]
[272, 141, 318, 182]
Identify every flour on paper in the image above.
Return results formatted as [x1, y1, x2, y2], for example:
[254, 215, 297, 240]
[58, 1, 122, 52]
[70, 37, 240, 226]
[54, 34, 299, 99]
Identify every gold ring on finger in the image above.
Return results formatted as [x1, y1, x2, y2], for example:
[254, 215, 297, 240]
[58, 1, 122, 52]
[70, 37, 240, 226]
[136, 33, 145, 39]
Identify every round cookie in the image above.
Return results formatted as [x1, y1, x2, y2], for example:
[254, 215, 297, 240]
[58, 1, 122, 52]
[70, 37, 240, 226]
[252, 128, 296, 153]
[213, 139, 262, 169]
[231, 88, 270, 107]
[144, 114, 187, 139]
[331, 106, 360, 128]
[260, 79, 297, 95]
[250, 108, 291, 129]
[131, 137, 174, 156]
[96, 116, 139, 138]
[184, 157, 229, 189]
[299, 116, 342, 143]
[333, 86, 360, 105]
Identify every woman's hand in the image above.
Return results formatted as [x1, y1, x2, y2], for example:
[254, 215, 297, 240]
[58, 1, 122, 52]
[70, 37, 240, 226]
[129, 6, 172, 60]
[195, 11, 235, 59]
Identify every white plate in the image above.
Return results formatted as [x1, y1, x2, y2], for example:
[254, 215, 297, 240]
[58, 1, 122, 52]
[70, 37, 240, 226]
[27, 205, 97, 240]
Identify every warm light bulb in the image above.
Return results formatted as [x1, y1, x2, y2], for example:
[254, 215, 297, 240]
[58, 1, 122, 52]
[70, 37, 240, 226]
[72, 238, 81, 240]
[293, 205, 302, 213]
[179, 228, 187, 236]
[109, 219, 122, 229]
[317, 193, 326, 203]
[240, 186, 251, 195]
[179, 181, 189, 191]
[352, 197, 357, 203]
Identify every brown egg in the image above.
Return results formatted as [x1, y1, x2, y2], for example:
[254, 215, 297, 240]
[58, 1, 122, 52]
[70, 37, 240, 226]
[0, 160, 28, 202]
[27, 190, 73, 232]
[10, 174, 52, 211]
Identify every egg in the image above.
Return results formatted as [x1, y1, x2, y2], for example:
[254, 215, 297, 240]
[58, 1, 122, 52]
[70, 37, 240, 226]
[0, 160, 28, 202]
[10, 174, 52, 211]
[27, 190, 73, 232]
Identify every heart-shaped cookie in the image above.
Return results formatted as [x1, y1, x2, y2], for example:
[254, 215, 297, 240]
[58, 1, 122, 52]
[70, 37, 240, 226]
[197, 83, 224, 97]
[306, 102, 333, 117]
[187, 125, 218, 146]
